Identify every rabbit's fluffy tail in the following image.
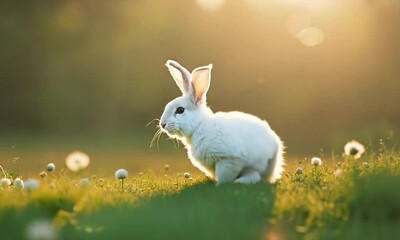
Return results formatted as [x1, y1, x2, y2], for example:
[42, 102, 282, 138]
[267, 142, 285, 183]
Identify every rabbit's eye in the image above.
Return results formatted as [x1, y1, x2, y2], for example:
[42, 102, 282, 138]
[175, 107, 185, 114]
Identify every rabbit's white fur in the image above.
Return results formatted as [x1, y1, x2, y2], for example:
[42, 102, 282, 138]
[160, 60, 284, 185]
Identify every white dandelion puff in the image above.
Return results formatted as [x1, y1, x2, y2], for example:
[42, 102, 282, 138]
[79, 178, 90, 187]
[115, 169, 128, 192]
[46, 163, 55, 172]
[0, 177, 12, 188]
[65, 151, 90, 172]
[24, 179, 40, 192]
[14, 178, 24, 189]
[311, 157, 322, 166]
[344, 140, 365, 159]
[25, 219, 58, 240]
[184, 172, 191, 179]
[115, 169, 128, 180]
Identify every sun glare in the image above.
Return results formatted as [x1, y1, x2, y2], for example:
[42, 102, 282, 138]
[287, 10, 325, 47]
[296, 27, 325, 47]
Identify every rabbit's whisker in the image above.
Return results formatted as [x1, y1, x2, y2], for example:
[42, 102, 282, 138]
[156, 128, 164, 149]
[146, 118, 160, 127]
[150, 127, 163, 149]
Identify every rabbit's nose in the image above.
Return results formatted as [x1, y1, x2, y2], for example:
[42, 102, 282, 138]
[161, 123, 166, 129]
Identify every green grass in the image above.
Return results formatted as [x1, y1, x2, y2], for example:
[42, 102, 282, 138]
[1, 141, 400, 240]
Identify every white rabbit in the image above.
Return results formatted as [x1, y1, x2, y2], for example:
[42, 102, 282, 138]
[159, 60, 284, 185]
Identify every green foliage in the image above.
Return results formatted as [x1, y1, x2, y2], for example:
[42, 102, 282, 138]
[70, 183, 274, 240]
[353, 174, 400, 222]
[274, 145, 400, 239]
[0, 143, 400, 239]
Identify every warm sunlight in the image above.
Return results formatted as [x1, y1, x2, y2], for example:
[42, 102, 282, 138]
[1, 1, 400, 239]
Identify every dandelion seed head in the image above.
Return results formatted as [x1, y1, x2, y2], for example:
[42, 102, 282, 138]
[24, 179, 40, 192]
[46, 163, 55, 172]
[14, 178, 24, 189]
[65, 151, 90, 172]
[184, 172, 191, 179]
[0, 178, 12, 188]
[115, 169, 128, 180]
[344, 140, 365, 159]
[79, 178, 90, 187]
[311, 157, 322, 166]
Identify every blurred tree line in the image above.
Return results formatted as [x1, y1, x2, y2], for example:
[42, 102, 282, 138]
[0, 0, 399, 152]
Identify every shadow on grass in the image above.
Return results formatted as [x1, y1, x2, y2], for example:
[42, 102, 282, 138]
[67, 182, 275, 240]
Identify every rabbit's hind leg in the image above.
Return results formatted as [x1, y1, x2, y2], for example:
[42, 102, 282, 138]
[215, 160, 243, 186]
[234, 168, 261, 184]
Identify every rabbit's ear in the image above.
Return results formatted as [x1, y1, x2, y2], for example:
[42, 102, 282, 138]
[191, 64, 212, 104]
[165, 60, 192, 95]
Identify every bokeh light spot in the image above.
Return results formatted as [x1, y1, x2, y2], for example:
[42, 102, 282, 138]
[196, 0, 226, 12]
[296, 27, 325, 47]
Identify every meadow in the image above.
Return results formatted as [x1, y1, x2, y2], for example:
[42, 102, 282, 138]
[1, 137, 399, 240]
[1, 1, 400, 239]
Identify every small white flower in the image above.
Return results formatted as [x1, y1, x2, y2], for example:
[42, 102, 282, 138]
[14, 178, 24, 189]
[24, 179, 40, 192]
[334, 169, 342, 178]
[25, 219, 58, 240]
[311, 157, 322, 166]
[184, 172, 191, 179]
[46, 163, 55, 172]
[115, 169, 128, 180]
[296, 167, 303, 174]
[65, 151, 90, 172]
[344, 140, 365, 159]
[0, 177, 12, 188]
[79, 178, 90, 187]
